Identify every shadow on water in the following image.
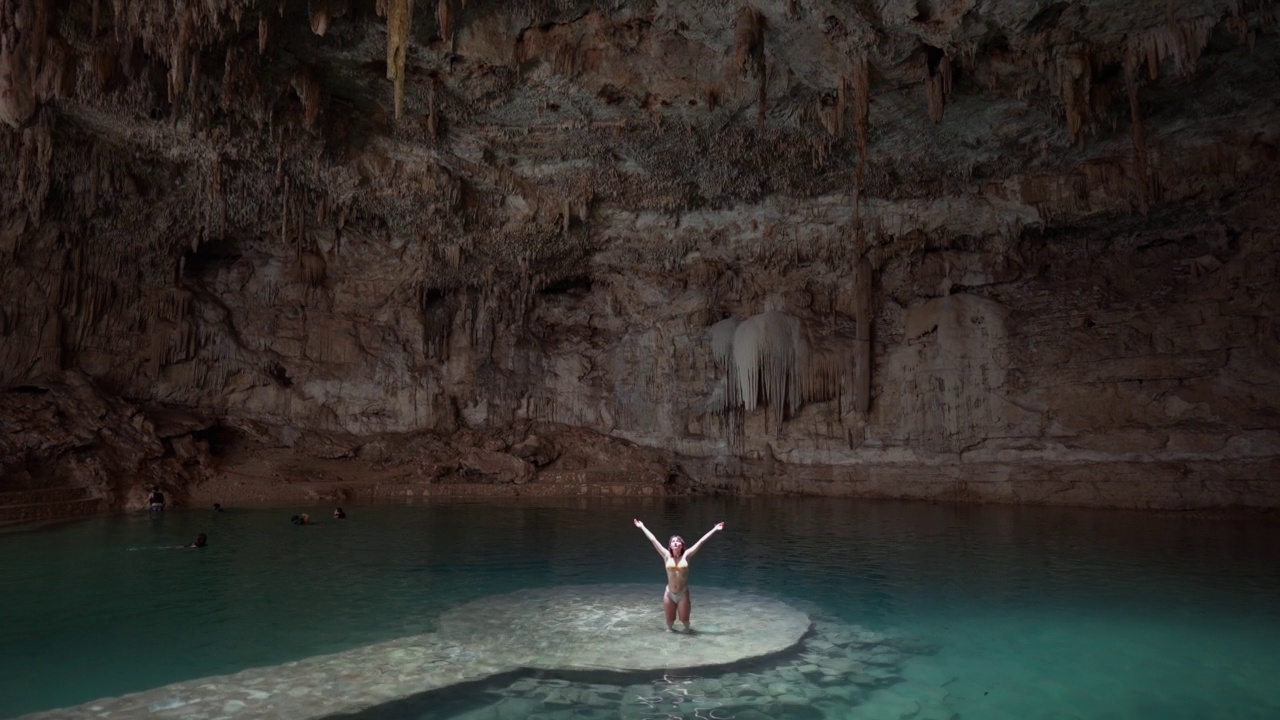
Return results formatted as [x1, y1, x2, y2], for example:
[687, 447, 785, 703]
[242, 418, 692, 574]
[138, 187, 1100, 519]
[323, 635, 824, 720]
[322, 620, 934, 720]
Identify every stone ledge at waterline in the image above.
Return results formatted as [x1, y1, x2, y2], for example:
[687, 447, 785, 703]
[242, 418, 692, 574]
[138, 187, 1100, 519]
[186, 458, 1279, 510]
[677, 457, 1280, 509]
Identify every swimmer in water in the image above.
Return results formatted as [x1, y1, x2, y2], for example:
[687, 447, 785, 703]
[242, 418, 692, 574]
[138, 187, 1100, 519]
[332, 507, 346, 519]
[186, 533, 208, 548]
[633, 518, 725, 632]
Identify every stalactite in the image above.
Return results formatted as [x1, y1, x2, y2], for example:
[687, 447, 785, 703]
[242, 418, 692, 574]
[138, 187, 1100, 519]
[91, 45, 116, 92]
[299, 250, 326, 287]
[309, 0, 348, 36]
[710, 311, 850, 436]
[853, 256, 872, 415]
[802, 343, 848, 406]
[291, 65, 323, 128]
[512, 31, 527, 72]
[734, 7, 764, 79]
[295, 190, 307, 269]
[16, 110, 53, 222]
[925, 53, 952, 124]
[729, 4, 768, 126]
[214, 158, 227, 240]
[832, 82, 848, 137]
[426, 76, 439, 138]
[386, 0, 413, 120]
[33, 35, 75, 102]
[438, 0, 455, 47]
[551, 35, 578, 76]
[281, 176, 290, 250]
[157, 288, 190, 324]
[0, 49, 33, 128]
[167, 10, 196, 102]
[1128, 14, 1216, 80]
[851, 55, 870, 221]
[1124, 60, 1151, 216]
[820, 80, 847, 138]
[1059, 49, 1091, 148]
[710, 317, 738, 385]
[310, 2, 330, 36]
[8, 0, 53, 73]
[757, 64, 768, 127]
[221, 46, 239, 110]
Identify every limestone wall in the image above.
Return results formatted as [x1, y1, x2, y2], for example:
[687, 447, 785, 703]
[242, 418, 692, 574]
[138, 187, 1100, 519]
[2, 0, 1279, 508]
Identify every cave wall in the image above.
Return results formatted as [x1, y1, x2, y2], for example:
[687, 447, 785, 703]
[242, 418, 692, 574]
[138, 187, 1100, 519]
[1, 0, 1279, 508]
[4, 192, 1275, 507]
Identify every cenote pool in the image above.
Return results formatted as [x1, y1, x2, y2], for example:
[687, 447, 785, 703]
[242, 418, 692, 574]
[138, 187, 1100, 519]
[2, 498, 1278, 719]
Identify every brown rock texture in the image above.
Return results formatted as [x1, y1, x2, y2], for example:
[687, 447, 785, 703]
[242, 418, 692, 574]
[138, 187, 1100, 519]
[1, 0, 1279, 511]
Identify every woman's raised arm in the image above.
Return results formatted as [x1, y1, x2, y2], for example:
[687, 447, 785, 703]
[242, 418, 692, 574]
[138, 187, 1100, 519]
[684, 522, 725, 559]
[634, 519, 670, 559]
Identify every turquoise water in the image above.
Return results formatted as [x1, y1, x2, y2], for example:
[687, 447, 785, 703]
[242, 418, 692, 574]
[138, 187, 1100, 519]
[2, 498, 1278, 719]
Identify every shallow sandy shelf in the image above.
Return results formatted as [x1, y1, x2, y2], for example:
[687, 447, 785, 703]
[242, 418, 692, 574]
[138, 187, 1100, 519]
[437, 584, 811, 672]
[22, 585, 809, 720]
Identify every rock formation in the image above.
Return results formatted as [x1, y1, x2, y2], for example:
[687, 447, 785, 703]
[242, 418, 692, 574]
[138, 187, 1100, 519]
[1, 0, 1278, 511]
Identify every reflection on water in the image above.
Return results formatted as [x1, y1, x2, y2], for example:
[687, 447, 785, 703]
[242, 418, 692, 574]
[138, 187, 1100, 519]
[2, 498, 1279, 719]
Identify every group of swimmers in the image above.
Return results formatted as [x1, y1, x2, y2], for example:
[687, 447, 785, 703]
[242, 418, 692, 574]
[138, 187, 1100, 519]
[147, 486, 348, 548]
[290, 508, 345, 525]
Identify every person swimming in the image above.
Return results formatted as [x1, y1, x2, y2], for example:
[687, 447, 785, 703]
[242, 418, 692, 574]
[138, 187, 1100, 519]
[186, 533, 208, 548]
[148, 487, 166, 512]
[212, 503, 223, 512]
[633, 518, 725, 631]
[332, 507, 346, 519]
[291, 514, 310, 525]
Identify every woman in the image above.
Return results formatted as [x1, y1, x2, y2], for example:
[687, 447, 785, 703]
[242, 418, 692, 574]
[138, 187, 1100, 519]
[633, 518, 725, 631]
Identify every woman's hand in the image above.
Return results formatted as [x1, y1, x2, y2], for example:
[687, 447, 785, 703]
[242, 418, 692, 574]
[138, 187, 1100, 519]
[634, 518, 644, 528]
[715, 522, 725, 531]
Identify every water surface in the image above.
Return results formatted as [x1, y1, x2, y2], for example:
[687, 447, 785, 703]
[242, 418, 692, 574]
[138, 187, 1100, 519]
[1, 498, 1277, 719]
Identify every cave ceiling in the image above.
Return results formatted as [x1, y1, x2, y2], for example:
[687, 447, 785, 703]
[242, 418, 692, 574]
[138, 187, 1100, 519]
[2, 0, 1277, 292]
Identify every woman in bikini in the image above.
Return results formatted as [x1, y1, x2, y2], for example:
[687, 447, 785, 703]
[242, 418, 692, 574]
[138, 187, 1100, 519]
[633, 518, 725, 631]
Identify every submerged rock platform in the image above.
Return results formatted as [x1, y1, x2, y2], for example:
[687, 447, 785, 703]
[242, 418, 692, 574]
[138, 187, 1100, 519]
[21, 585, 809, 720]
